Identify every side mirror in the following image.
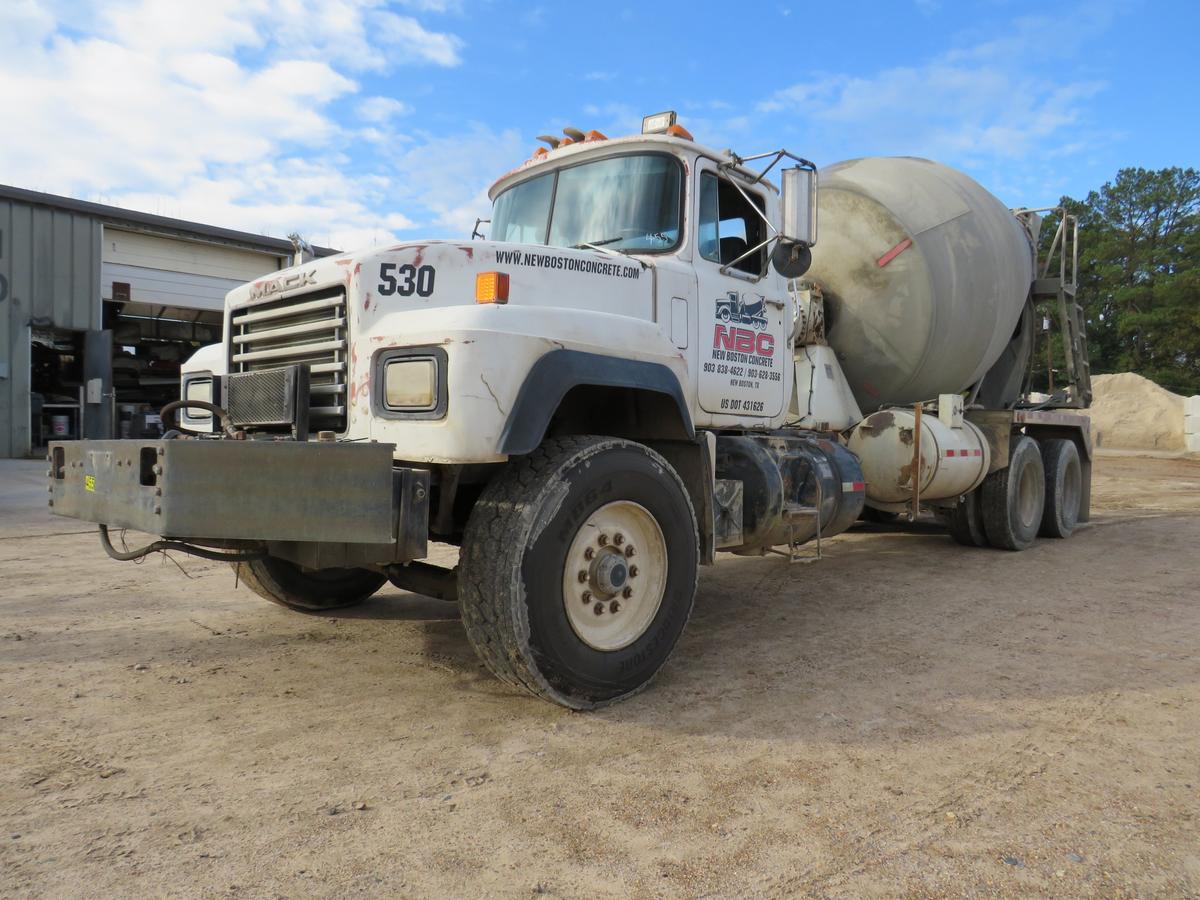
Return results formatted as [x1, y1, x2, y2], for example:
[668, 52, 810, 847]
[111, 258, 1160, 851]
[780, 166, 817, 247]
[771, 241, 812, 279]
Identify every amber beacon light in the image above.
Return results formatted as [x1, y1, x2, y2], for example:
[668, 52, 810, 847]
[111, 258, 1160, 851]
[475, 271, 510, 304]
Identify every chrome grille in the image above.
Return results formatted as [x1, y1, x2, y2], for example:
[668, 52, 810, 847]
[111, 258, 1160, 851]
[230, 287, 347, 432]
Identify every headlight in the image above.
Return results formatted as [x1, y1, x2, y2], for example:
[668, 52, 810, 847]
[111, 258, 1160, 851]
[384, 358, 437, 410]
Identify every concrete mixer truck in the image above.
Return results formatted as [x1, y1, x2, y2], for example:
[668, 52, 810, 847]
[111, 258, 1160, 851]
[48, 111, 1094, 708]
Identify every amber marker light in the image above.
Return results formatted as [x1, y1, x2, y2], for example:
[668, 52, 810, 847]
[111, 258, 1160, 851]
[475, 271, 510, 304]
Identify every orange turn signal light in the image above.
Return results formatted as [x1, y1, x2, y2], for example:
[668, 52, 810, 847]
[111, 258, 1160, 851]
[665, 123, 694, 141]
[475, 271, 510, 304]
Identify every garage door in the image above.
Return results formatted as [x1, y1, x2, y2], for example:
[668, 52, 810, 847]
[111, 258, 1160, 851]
[102, 229, 284, 313]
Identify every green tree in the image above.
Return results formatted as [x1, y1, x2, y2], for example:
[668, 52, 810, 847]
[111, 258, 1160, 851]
[1067, 167, 1200, 395]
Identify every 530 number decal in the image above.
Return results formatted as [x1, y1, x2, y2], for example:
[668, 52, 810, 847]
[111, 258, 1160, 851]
[378, 263, 436, 297]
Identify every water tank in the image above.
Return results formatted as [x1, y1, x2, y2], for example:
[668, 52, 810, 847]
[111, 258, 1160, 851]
[806, 157, 1035, 410]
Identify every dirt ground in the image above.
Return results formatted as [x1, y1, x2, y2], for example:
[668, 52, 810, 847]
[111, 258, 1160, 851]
[2, 453, 1198, 898]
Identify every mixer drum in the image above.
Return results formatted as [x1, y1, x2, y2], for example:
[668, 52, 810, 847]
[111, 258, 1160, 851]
[808, 157, 1035, 410]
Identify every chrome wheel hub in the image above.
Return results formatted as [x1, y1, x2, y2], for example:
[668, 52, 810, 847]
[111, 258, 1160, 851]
[562, 500, 668, 652]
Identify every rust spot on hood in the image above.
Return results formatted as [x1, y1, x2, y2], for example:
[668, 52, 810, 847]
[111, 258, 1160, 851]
[456, 245, 475, 260]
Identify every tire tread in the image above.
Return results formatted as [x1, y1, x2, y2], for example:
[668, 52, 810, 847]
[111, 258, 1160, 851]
[458, 435, 696, 708]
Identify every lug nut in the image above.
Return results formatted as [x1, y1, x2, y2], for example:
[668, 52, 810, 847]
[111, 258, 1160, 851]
[629, 565, 639, 578]
[613, 533, 624, 546]
[577, 570, 588, 583]
[622, 586, 633, 599]
[625, 546, 636, 558]
[593, 602, 605, 616]
[610, 601, 621, 613]
[582, 591, 592, 603]
[583, 547, 595, 560]
[598, 534, 609, 546]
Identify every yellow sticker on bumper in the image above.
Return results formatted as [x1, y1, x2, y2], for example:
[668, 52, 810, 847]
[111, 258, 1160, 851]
[84, 475, 96, 492]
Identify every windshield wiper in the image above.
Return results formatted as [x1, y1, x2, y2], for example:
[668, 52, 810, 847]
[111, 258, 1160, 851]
[571, 236, 625, 251]
[568, 236, 650, 269]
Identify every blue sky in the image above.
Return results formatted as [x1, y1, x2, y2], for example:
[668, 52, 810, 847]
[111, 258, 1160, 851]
[1, 0, 1195, 250]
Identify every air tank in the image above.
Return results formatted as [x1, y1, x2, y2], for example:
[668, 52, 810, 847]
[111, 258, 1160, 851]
[805, 157, 1035, 410]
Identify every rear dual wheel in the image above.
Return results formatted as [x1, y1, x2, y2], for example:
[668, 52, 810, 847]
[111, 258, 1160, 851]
[982, 436, 1045, 551]
[947, 489, 989, 548]
[458, 436, 698, 709]
[973, 435, 1084, 550]
[1038, 438, 1083, 538]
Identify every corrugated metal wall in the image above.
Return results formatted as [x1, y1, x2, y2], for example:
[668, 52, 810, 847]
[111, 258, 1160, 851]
[0, 199, 102, 457]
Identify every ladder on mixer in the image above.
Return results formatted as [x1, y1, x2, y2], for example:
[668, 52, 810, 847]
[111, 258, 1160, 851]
[1027, 209, 1092, 409]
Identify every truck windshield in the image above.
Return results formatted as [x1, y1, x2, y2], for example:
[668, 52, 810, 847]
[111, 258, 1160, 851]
[491, 154, 681, 253]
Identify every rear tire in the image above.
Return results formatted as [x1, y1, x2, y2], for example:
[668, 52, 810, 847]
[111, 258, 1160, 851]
[458, 436, 698, 709]
[1038, 438, 1082, 538]
[234, 557, 386, 611]
[981, 435, 1045, 551]
[947, 489, 989, 547]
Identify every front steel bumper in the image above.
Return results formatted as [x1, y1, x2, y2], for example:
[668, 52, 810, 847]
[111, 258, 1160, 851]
[48, 439, 429, 562]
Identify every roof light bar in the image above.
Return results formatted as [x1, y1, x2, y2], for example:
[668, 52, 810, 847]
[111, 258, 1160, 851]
[641, 110, 677, 134]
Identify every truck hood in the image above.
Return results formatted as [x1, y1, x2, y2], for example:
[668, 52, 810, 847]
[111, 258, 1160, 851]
[225, 240, 655, 321]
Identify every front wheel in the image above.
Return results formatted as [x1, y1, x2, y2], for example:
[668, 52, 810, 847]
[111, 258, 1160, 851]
[233, 557, 386, 611]
[458, 436, 698, 709]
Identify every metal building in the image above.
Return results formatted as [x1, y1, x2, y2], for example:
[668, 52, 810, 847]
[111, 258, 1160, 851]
[0, 185, 336, 458]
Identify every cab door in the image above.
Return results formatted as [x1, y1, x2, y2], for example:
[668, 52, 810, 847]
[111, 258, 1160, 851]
[693, 163, 788, 421]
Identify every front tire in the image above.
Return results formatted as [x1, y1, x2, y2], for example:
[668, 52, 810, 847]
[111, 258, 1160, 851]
[234, 557, 386, 611]
[458, 436, 698, 709]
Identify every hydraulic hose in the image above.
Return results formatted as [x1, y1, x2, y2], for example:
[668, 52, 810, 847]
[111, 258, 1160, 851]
[98, 524, 266, 563]
[159, 399, 239, 439]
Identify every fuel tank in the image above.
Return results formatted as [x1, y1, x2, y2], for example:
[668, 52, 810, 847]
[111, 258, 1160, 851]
[846, 407, 990, 507]
[714, 434, 866, 554]
[807, 157, 1035, 410]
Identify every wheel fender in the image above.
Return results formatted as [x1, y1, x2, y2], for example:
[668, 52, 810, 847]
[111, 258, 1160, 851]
[497, 349, 694, 455]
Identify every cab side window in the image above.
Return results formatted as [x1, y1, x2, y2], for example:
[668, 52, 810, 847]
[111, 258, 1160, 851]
[698, 173, 767, 275]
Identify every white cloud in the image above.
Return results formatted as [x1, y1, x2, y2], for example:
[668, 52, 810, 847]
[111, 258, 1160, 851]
[395, 0, 462, 11]
[377, 125, 527, 236]
[757, 9, 1108, 167]
[357, 96, 414, 123]
[376, 12, 464, 67]
[0, 0, 472, 249]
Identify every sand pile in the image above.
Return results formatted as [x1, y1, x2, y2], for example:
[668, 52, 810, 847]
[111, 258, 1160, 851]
[1076, 372, 1185, 451]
